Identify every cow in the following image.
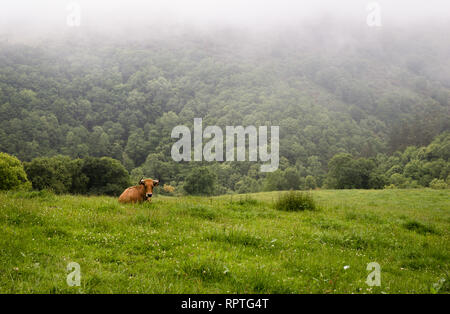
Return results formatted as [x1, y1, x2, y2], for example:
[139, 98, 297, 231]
[118, 178, 159, 203]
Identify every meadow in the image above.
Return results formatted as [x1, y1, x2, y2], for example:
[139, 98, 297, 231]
[0, 189, 448, 294]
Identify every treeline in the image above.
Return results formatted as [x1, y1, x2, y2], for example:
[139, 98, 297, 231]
[0, 154, 130, 196]
[24, 155, 131, 195]
[0, 26, 449, 192]
[260, 132, 450, 191]
[1, 132, 448, 196]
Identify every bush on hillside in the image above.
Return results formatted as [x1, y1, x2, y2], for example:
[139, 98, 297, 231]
[429, 178, 448, 189]
[275, 190, 317, 212]
[0, 152, 31, 190]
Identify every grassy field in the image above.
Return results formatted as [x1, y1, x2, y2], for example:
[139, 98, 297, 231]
[0, 189, 448, 294]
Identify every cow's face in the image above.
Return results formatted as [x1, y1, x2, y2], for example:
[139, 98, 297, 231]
[139, 178, 159, 200]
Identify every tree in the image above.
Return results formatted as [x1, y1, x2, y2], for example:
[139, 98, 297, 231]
[125, 129, 150, 166]
[1, 31, 449, 194]
[327, 153, 379, 189]
[283, 167, 301, 190]
[327, 153, 356, 189]
[263, 170, 286, 191]
[304, 175, 317, 190]
[0, 152, 30, 190]
[24, 155, 74, 194]
[24, 155, 129, 196]
[81, 157, 130, 196]
[69, 158, 89, 194]
[235, 176, 259, 194]
[183, 167, 217, 195]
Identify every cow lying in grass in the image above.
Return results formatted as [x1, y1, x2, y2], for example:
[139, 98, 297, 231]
[118, 178, 159, 203]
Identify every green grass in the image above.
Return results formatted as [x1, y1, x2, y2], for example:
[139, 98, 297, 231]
[0, 189, 449, 294]
[275, 190, 316, 211]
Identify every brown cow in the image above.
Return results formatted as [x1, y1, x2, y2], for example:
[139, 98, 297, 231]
[118, 178, 159, 203]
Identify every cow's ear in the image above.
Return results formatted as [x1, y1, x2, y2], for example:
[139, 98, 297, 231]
[153, 180, 159, 186]
[139, 178, 145, 185]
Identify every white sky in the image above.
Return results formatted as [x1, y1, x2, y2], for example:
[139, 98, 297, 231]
[1, 0, 449, 34]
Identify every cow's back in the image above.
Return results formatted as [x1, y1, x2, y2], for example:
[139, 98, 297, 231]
[118, 186, 142, 203]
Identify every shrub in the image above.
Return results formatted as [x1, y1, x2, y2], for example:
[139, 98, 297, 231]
[162, 184, 175, 195]
[12, 189, 56, 200]
[275, 190, 316, 212]
[236, 196, 259, 206]
[403, 220, 438, 235]
[429, 178, 448, 189]
[390, 173, 407, 187]
[403, 179, 421, 188]
[0, 152, 30, 190]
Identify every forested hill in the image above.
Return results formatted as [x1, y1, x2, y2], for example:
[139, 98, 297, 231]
[0, 23, 449, 192]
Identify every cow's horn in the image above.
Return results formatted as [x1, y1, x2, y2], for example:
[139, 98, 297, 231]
[139, 177, 144, 185]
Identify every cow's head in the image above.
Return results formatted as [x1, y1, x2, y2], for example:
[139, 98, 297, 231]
[139, 178, 159, 200]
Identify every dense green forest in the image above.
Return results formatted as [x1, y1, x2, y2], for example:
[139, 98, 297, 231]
[0, 24, 449, 194]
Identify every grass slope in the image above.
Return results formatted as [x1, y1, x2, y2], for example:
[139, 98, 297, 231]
[0, 189, 449, 294]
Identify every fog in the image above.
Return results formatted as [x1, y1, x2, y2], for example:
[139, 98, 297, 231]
[1, 0, 449, 39]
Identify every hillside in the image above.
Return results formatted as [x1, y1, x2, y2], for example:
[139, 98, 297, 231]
[1, 23, 449, 193]
[0, 189, 448, 293]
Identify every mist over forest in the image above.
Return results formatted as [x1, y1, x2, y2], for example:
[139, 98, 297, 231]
[0, 0, 449, 194]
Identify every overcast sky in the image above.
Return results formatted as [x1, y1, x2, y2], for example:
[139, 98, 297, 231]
[1, 0, 449, 36]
